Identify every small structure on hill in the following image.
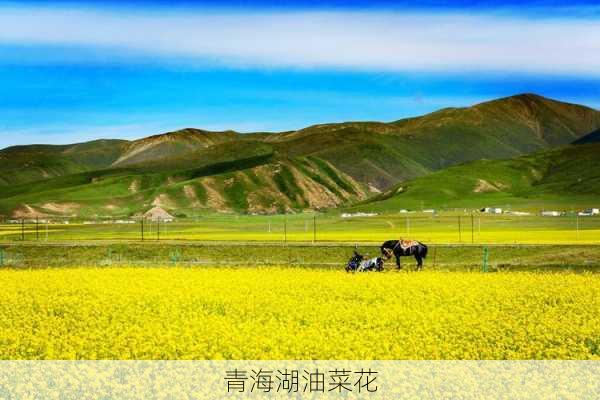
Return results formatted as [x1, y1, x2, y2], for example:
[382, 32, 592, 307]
[143, 206, 174, 222]
[578, 208, 599, 216]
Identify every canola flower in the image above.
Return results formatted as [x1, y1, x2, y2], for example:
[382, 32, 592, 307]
[0, 267, 598, 360]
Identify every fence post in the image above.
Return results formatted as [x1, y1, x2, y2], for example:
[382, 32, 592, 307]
[170, 248, 181, 265]
[482, 246, 489, 272]
[471, 213, 474, 244]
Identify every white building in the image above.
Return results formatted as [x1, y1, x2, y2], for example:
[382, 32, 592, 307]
[510, 211, 531, 216]
[541, 211, 562, 217]
[482, 207, 503, 214]
[341, 212, 378, 218]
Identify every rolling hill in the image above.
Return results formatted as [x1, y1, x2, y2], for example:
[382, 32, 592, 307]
[353, 142, 600, 212]
[1, 93, 599, 217]
[0, 139, 127, 186]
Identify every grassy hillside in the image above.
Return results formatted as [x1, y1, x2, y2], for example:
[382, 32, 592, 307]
[354, 142, 600, 212]
[1, 93, 599, 216]
[0, 156, 366, 217]
[0, 139, 127, 186]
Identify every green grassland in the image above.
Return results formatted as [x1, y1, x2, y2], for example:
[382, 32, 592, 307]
[1, 242, 599, 272]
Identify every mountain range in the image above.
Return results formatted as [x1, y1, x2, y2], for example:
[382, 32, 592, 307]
[1, 93, 599, 217]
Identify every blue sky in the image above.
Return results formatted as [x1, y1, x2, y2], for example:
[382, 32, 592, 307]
[0, 1, 599, 148]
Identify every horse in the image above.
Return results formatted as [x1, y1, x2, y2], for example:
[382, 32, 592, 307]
[380, 239, 428, 270]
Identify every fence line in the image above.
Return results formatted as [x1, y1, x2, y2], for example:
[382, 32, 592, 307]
[1, 214, 599, 245]
[1, 242, 599, 272]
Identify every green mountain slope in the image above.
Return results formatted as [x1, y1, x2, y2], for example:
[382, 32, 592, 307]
[0, 139, 127, 186]
[0, 156, 366, 217]
[1, 93, 599, 216]
[354, 142, 600, 212]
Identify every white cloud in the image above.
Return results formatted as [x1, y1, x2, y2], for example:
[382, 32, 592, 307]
[0, 5, 599, 75]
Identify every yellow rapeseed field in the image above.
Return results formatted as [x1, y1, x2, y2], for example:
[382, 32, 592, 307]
[0, 267, 598, 359]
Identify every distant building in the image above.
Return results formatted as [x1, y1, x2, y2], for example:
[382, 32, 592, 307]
[578, 208, 599, 216]
[341, 212, 378, 218]
[143, 206, 174, 222]
[541, 211, 562, 217]
[482, 207, 502, 214]
[422, 209, 436, 214]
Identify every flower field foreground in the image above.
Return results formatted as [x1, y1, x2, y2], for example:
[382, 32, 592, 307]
[0, 267, 599, 359]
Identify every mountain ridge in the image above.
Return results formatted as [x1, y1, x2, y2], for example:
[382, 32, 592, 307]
[1, 93, 599, 216]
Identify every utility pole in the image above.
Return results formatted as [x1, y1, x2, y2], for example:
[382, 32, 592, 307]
[458, 215, 462, 243]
